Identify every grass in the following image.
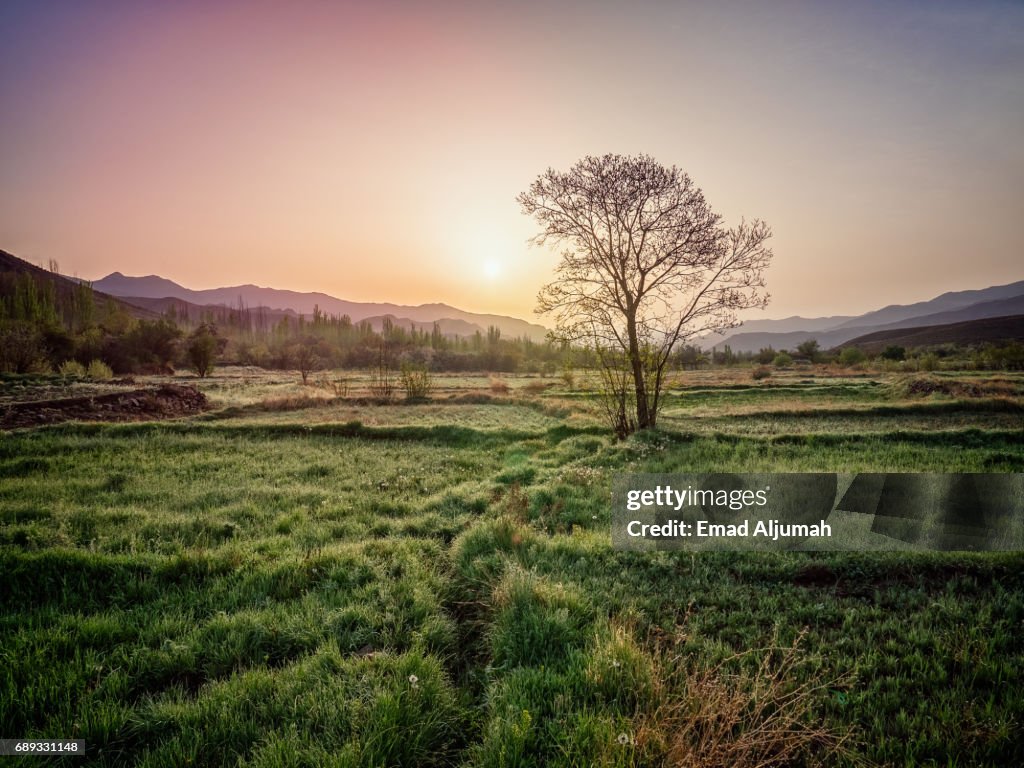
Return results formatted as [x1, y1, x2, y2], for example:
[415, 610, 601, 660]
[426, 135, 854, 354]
[1, 369, 1023, 766]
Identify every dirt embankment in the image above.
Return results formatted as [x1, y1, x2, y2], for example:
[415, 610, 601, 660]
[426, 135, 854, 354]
[1, 385, 208, 429]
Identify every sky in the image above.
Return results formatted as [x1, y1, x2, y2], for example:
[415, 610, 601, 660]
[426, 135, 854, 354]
[1, 0, 1022, 321]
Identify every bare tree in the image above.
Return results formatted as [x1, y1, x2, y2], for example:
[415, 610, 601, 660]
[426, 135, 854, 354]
[519, 154, 772, 435]
[291, 337, 323, 385]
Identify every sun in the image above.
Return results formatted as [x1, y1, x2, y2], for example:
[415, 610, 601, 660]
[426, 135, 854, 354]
[482, 259, 502, 280]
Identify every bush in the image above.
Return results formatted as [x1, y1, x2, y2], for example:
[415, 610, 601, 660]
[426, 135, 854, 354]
[772, 352, 793, 368]
[59, 360, 87, 378]
[399, 363, 432, 400]
[919, 352, 940, 372]
[751, 366, 771, 380]
[490, 377, 510, 394]
[838, 347, 866, 366]
[0, 324, 47, 374]
[86, 359, 113, 380]
[316, 376, 349, 397]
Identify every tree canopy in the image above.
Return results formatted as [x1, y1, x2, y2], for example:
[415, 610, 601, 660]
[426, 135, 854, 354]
[519, 153, 773, 434]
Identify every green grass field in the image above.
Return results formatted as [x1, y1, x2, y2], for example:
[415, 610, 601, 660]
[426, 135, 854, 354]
[2, 369, 1023, 766]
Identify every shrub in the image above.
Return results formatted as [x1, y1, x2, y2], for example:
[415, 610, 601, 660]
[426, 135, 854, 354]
[0, 324, 47, 374]
[490, 377, 510, 395]
[523, 380, 550, 394]
[399, 363, 432, 400]
[86, 359, 113, 380]
[751, 366, 771, 381]
[919, 352, 940, 372]
[838, 347, 866, 366]
[59, 360, 87, 378]
[644, 631, 853, 767]
[317, 376, 349, 397]
[881, 344, 906, 361]
[772, 352, 793, 368]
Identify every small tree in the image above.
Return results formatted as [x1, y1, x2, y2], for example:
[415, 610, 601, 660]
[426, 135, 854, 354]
[796, 339, 820, 363]
[186, 323, 223, 378]
[773, 351, 793, 367]
[520, 154, 772, 435]
[368, 340, 395, 399]
[291, 338, 323, 385]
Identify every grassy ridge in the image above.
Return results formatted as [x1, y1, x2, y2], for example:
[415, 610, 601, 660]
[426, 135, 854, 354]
[2, 374, 1023, 766]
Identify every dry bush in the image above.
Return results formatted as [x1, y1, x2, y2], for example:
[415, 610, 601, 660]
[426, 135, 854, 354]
[522, 380, 550, 395]
[489, 377, 510, 395]
[496, 483, 529, 523]
[315, 376, 349, 397]
[637, 630, 856, 768]
[400, 363, 432, 400]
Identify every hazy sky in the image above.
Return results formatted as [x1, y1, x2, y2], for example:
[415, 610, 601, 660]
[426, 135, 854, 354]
[2, 0, 1022, 320]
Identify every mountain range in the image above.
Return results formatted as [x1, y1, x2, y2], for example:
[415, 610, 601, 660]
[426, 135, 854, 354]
[91, 272, 550, 342]
[704, 279, 1024, 353]
[5, 248, 1022, 352]
[839, 315, 1024, 354]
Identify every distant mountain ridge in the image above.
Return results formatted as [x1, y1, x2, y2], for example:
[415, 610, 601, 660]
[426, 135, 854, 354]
[93, 272, 550, 341]
[699, 314, 856, 346]
[709, 279, 1024, 353]
[840, 314, 1024, 354]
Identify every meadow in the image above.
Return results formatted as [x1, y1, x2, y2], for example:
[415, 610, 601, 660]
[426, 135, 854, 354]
[1, 367, 1023, 766]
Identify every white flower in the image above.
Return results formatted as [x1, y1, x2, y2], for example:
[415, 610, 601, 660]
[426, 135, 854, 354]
[611, 660, 621, 668]
[617, 732, 632, 746]
[408, 674, 419, 688]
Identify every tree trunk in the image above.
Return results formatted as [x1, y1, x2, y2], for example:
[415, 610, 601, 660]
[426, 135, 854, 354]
[626, 315, 651, 430]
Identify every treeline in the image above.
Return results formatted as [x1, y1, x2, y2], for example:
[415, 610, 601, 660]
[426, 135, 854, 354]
[5, 268, 1020, 377]
[227, 312, 573, 375]
[0, 270, 581, 376]
[693, 338, 1024, 371]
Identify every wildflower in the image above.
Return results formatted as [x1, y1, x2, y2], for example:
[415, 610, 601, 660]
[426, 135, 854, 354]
[408, 674, 419, 688]
[617, 732, 632, 746]
[612, 660, 621, 668]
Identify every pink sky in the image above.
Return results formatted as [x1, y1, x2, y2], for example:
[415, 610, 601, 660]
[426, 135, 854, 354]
[2, 1, 1022, 320]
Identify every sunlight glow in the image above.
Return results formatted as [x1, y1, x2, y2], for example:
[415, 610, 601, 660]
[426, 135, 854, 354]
[482, 259, 502, 280]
